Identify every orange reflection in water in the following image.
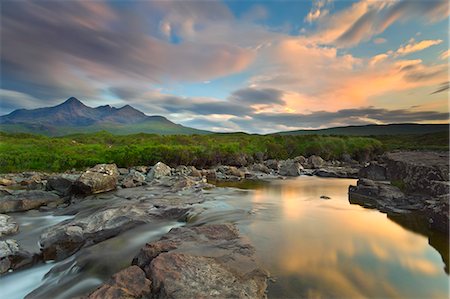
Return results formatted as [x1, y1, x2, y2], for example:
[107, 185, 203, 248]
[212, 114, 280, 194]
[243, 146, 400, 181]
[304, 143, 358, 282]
[246, 177, 449, 299]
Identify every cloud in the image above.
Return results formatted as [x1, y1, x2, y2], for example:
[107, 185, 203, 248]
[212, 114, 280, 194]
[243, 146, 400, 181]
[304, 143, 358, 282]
[431, 82, 449, 95]
[305, 0, 333, 23]
[1, 0, 255, 102]
[440, 50, 450, 60]
[373, 37, 387, 44]
[311, 0, 449, 47]
[230, 88, 285, 105]
[396, 39, 443, 56]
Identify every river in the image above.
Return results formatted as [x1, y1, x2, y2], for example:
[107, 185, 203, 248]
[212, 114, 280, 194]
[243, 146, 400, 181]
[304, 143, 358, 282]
[1, 176, 448, 298]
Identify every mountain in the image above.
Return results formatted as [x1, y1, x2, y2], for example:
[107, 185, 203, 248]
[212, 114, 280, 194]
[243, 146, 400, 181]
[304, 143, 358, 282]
[275, 123, 449, 136]
[0, 97, 209, 136]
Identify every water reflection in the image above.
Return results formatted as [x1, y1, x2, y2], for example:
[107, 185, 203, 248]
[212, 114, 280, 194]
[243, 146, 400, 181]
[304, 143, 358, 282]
[198, 177, 449, 298]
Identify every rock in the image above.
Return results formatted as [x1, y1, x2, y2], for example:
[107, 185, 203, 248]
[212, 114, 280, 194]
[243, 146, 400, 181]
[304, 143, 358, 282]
[46, 174, 79, 196]
[0, 190, 62, 213]
[341, 153, 354, 164]
[132, 224, 268, 298]
[249, 163, 271, 174]
[0, 239, 33, 274]
[201, 169, 217, 181]
[147, 162, 172, 181]
[359, 162, 387, 181]
[122, 170, 146, 188]
[0, 178, 14, 186]
[39, 204, 188, 261]
[307, 155, 324, 169]
[320, 195, 331, 200]
[73, 164, 119, 195]
[0, 214, 19, 237]
[383, 151, 449, 195]
[314, 167, 359, 179]
[293, 155, 307, 165]
[133, 166, 149, 174]
[264, 159, 280, 171]
[216, 166, 245, 180]
[88, 266, 151, 299]
[117, 168, 129, 175]
[187, 166, 202, 177]
[279, 160, 303, 176]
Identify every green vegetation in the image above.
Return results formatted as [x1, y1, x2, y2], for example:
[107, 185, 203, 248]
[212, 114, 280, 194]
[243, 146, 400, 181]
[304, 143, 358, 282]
[0, 131, 383, 173]
[1, 130, 446, 173]
[373, 131, 449, 151]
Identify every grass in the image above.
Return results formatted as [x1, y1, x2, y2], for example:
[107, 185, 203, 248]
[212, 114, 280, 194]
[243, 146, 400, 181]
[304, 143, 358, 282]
[0, 131, 384, 173]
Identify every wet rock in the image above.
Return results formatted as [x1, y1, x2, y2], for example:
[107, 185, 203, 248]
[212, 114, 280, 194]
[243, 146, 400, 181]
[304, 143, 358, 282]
[314, 167, 359, 179]
[249, 163, 271, 174]
[122, 170, 146, 188]
[40, 203, 188, 261]
[0, 190, 62, 213]
[147, 162, 172, 181]
[88, 265, 151, 299]
[279, 160, 303, 176]
[187, 166, 202, 177]
[73, 164, 119, 195]
[117, 168, 129, 175]
[132, 224, 268, 298]
[359, 162, 387, 181]
[0, 178, 14, 186]
[47, 174, 79, 196]
[307, 155, 324, 169]
[320, 195, 331, 200]
[0, 239, 33, 274]
[216, 166, 245, 180]
[0, 214, 19, 237]
[264, 159, 280, 171]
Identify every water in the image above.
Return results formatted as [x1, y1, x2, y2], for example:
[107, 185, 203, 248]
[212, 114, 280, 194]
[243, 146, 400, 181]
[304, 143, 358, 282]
[1, 176, 448, 298]
[191, 177, 450, 298]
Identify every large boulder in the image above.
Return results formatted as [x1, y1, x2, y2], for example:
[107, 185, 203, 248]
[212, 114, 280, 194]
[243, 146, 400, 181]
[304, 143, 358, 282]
[307, 155, 325, 169]
[0, 239, 33, 274]
[46, 174, 80, 196]
[0, 214, 19, 237]
[359, 162, 387, 181]
[88, 266, 151, 299]
[279, 160, 303, 176]
[264, 159, 280, 171]
[39, 204, 188, 261]
[73, 164, 119, 195]
[132, 224, 268, 298]
[147, 162, 172, 181]
[314, 167, 359, 179]
[383, 151, 449, 195]
[249, 163, 271, 174]
[216, 166, 245, 180]
[0, 190, 62, 213]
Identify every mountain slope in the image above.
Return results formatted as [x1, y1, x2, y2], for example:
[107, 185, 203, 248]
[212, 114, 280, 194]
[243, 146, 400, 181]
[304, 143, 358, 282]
[0, 97, 209, 136]
[276, 123, 449, 136]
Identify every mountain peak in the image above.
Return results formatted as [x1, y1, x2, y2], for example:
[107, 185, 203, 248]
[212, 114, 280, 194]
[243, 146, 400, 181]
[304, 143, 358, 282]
[59, 97, 86, 108]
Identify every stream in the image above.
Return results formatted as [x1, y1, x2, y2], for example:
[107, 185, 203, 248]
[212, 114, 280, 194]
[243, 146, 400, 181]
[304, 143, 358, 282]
[1, 176, 448, 298]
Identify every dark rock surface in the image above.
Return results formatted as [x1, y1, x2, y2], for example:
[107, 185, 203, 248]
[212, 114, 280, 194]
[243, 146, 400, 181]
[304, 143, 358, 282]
[0, 239, 34, 274]
[88, 265, 151, 299]
[0, 190, 62, 213]
[350, 151, 449, 233]
[130, 224, 268, 299]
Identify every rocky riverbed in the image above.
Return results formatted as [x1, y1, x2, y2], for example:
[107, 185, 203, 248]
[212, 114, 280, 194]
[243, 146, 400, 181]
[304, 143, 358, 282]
[0, 152, 448, 298]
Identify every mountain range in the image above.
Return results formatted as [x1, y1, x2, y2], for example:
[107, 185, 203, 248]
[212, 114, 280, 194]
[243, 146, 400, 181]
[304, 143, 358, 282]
[0, 97, 209, 136]
[0, 97, 448, 136]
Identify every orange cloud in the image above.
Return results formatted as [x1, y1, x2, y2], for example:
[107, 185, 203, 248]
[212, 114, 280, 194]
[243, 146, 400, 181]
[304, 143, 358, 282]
[396, 39, 443, 56]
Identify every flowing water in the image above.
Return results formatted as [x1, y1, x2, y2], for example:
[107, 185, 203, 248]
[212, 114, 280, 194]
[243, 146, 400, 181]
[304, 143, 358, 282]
[1, 176, 448, 298]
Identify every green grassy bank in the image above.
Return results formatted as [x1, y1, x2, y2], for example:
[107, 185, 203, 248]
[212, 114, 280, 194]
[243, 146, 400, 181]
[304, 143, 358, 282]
[0, 131, 386, 173]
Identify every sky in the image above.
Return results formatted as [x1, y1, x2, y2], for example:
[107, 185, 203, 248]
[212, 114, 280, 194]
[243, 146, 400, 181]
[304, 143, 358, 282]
[0, 0, 449, 133]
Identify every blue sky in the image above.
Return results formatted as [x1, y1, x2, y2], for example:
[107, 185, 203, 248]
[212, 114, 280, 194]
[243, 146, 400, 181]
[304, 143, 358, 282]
[1, 0, 448, 133]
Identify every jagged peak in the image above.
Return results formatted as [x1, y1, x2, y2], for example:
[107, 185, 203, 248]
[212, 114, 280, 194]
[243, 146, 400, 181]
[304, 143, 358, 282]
[59, 97, 86, 107]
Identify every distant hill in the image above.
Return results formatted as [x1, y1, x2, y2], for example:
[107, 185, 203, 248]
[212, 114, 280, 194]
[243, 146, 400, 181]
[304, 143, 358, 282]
[276, 123, 449, 136]
[0, 97, 209, 136]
